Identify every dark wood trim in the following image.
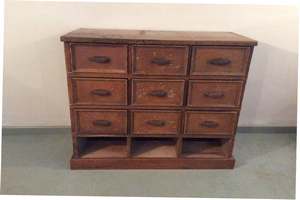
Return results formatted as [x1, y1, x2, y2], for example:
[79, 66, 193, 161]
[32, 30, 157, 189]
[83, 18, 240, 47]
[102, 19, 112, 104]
[3, 127, 295, 134]
[75, 133, 234, 138]
[70, 156, 235, 169]
[62, 39, 257, 46]
[60, 29, 257, 46]
[62, 29, 256, 169]
[69, 104, 242, 111]
[67, 72, 248, 80]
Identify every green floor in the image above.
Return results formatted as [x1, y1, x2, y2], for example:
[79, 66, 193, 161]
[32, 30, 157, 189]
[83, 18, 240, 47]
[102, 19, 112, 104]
[1, 128, 296, 198]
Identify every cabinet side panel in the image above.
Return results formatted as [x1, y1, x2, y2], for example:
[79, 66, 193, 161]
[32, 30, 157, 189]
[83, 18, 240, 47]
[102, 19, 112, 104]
[64, 42, 78, 158]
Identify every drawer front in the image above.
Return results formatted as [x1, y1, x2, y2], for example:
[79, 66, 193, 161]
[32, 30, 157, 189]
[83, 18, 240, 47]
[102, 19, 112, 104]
[132, 111, 181, 135]
[132, 45, 189, 75]
[184, 111, 238, 135]
[132, 79, 185, 106]
[72, 78, 127, 105]
[72, 44, 127, 74]
[76, 110, 127, 135]
[188, 80, 243, 108]
[191, 46, 251, 76]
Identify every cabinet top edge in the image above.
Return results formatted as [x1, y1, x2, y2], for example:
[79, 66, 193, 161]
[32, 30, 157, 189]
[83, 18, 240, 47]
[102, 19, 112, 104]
[60, 28, 257, 46]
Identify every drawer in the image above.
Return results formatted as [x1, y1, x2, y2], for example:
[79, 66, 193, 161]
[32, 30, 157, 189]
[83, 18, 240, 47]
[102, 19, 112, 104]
[132, 79, 185, 106]
[184, 111, 238, 135]
[191, 46, 251, 76]
[75, 110, 127, 135]
[132, 45, 189, 75]
[188, 80, 243, 108]
[132, 111, 181, 135]
[72, 78, 127, 105]
[72, 44, 127, 74]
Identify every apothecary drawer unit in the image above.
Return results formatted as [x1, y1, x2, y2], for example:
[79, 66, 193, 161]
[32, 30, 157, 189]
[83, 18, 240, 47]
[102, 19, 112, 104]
[61, 28, 257, 169]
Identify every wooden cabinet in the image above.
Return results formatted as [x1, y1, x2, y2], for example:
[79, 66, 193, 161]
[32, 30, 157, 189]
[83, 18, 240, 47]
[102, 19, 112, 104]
[61, 28, 257, 169]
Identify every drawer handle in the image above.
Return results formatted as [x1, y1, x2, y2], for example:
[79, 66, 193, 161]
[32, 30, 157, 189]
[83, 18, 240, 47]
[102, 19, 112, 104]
[208, 58, 231, 66]
[146, 120, 166, 127]
[88, 56, 111, 64]
[204, 91, 224, 99]
[200, 121, 219, 128]
[93, 120, 112, 127]
[151, 57, 171, 65]
[90, 89, 112, 96]
[148, 90, 168, 97]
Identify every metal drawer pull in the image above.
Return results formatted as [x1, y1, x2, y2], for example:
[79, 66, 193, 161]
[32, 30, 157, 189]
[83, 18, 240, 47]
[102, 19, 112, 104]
[204, 91, 224, 99]
[88, 56, 111, 63]
[200, 121, 219, 128]
[208, 58, 231, 66]
[149, 90, 167, 97]
[90, 89, 111, 96]
[151, 57, 171, 65]
[93, 120, 112, 127]
[146, 120, 166, 127]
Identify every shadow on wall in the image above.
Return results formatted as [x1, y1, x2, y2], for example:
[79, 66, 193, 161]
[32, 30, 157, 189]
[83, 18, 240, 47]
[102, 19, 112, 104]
[239, 42, 298, 127]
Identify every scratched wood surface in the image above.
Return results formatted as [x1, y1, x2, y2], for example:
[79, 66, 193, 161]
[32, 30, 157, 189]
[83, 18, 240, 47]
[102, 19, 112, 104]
[62, 29, 257, 169]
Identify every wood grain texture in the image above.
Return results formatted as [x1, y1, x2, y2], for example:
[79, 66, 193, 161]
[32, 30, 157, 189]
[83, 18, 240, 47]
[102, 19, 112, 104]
[191, 46, 251, 76]
[61, 28, 257, 46]
[184, 111, 238, 135]
[187, 80, 243, 108]
[132, 79, 185, 106]
[131, 138, 177, 158]
[182, 138, 230, 158]
[72, 44, 128, 74]
[74, 109, 127, 135]
[70, 156, 235, 169]
[71, 78, 127, 105]
[78, 137, 127, 158]
[132, 45, 189, 75]
[131, 110, 181, 135]
[62, 28, 256, 169]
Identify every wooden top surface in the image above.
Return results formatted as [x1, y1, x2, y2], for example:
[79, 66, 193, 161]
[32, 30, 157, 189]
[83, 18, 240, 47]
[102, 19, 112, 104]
[61, 28, 257, 46]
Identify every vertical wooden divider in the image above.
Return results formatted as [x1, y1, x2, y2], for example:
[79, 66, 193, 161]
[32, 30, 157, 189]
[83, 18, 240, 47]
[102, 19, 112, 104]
[127, 45, 132, 158]
[72, 134, 80, 158]
[177, 46, 193, 158]
[127, 136, 132, 158]
[176, 133, 183, 158]
[64, 42, 79, 159]
[223, 138, 234, 158]
[62, 29, 257, 169]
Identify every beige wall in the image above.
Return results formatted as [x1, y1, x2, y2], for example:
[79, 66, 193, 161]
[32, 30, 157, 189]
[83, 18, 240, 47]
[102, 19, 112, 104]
[3, 1, 298, 127]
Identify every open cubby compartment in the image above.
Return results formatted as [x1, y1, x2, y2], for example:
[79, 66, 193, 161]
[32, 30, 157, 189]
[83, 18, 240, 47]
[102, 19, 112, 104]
[78, 137, 128, 158]
[131, 137, 178, 158]
[182, 138, 231, 158]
